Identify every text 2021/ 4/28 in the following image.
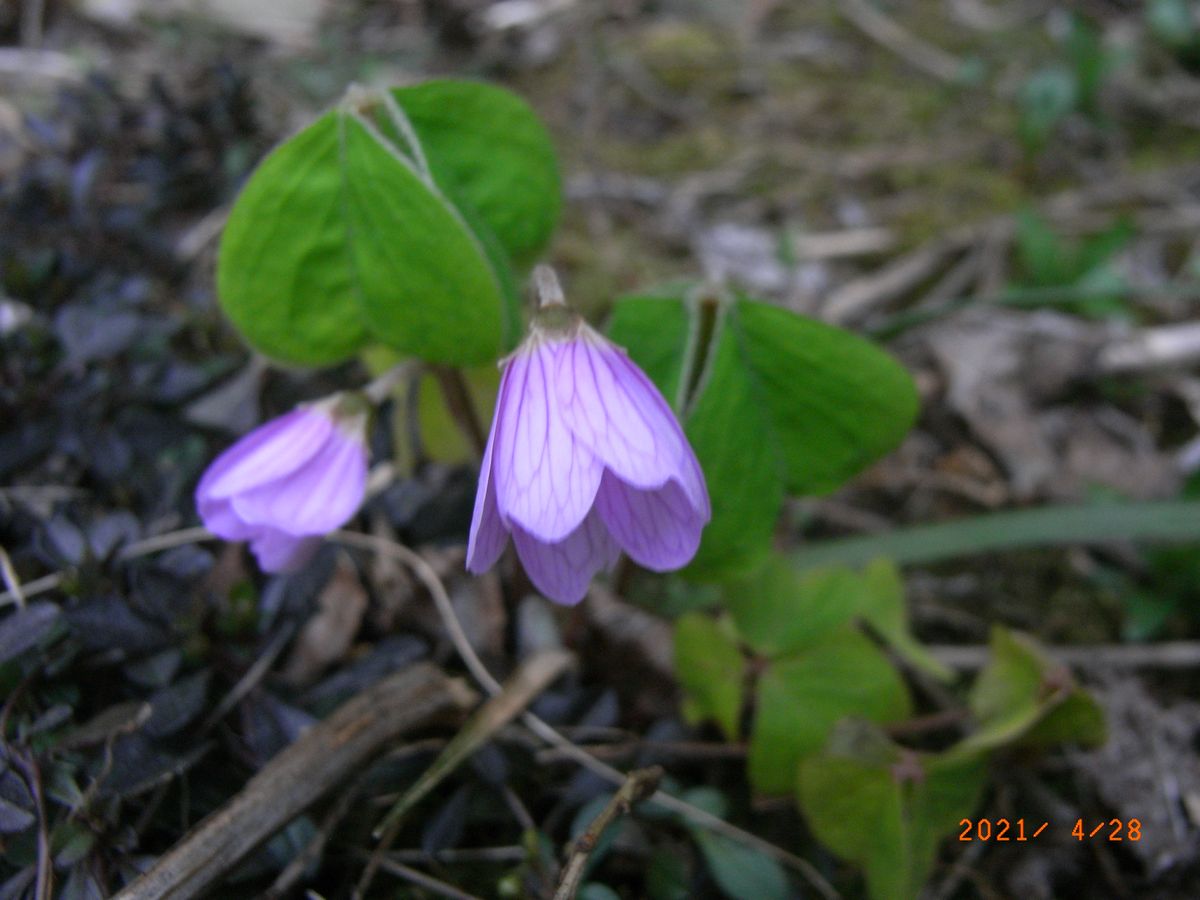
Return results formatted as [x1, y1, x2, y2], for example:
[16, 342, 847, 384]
[958, 818, 1142, 841]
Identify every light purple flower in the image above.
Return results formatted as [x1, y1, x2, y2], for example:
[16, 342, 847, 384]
[467, 281, 711, 605]
[196, 395, 369, 573]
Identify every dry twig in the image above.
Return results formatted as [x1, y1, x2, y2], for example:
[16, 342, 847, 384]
[553, 766, 663, 900]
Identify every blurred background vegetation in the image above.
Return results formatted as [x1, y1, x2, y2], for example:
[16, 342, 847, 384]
[4, 1, 1200, 897]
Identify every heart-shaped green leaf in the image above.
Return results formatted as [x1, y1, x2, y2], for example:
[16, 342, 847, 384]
[218, 82, 559, 367]
[391, 80, 562, 267]
[674, 613, 745, 741]
[797, 721, 986, 900]
[608, 292, 919, 578]
[747, 628, 911, 793]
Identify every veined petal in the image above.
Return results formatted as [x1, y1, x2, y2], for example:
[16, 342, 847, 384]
[250, 529, 322, 573]
[558, 327, 710, 518]
[493, 338, 603, 543]
[512, 510, 618, 606]
[233, 426, 367, 534]
[594, 471, 705, 571]
[466, 411, 509, 573]
[198, 408, 333, 500]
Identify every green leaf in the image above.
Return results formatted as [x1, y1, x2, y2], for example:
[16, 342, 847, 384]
[957, 626, 1103, 753]
[859, 559, 953, 681]
[797, 721, 986, 900]
[1018, 66, 1078, 151]
[578, 885, 622, 900]
[673, 614, 745, 740]
[1022, 690, 1106, 747]
[339, 113, 508, 363]
[747, 629, 911, 794]
[391, 80, 562, 267]
[1015, 210, 1070, 287]
[217, 113, 369, 365]
[608, 293, 918, 578]
[689, 830, 789, 900]
[218, 88, 517, 367]
[676, 316, 782, 576]
[725, 558, 865, 658]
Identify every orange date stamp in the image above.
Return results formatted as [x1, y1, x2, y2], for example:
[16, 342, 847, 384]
[957, 818, 1143, 842]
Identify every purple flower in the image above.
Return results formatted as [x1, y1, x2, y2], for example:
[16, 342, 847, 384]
[196, 395, 369, 572]
[467, 283, 710, 605]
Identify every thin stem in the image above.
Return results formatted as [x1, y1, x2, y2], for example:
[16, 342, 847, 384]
[533, 264, 566, 308]
[330, 530, 842, 900]
[553, 766, 663, 900]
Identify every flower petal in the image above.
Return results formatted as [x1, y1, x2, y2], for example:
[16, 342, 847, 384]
[493, 338, 603, 543]
[466, 410, 509, 573]
[511, 510, 618, 605]
[594, 471, 705, 571]
[558, 327, 710, 518]
[233, 426, 367, 534]
[197, 408, 333, 500]
[197, 495, 256, 541]
[249, 529, 322, 573]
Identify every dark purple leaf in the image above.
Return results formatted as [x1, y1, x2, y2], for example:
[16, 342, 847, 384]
[0, 795, 35, 833]
[122, 648, 183, 689]
[578, 690, 620, 730]
[151, 545, 213, 581]
[0, 866, 35, 900]
[143, 670, 209, 738]
[41, 516, 87, 565]
[300, 635, 427, 712]
[421, 784, 472, 855]
[101, 733, 210, 798]
[54, 304, 143, 365]
[59, 865, 104, 900]
[86, 511, 140, 559]
[239, 693, 316, 768]
[65, 594, 169, 655]
[0, 602, 62, 663]
[469, 743, 509, 786]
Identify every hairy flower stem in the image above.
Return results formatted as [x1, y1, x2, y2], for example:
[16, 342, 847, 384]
[429, 365, 488, 459]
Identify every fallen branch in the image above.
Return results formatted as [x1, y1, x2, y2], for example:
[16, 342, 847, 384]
[113, 663, 475, 900]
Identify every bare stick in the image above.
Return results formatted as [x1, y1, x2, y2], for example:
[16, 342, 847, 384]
[553, 766, 663, 900]
[113, 663, 475, 900]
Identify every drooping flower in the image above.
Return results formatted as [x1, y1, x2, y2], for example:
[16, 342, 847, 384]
[196, 394, 369, 572]
[467, 267, 711, 605]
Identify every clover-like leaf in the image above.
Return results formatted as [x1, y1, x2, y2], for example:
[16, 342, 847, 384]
[608, 292, 918, 578]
